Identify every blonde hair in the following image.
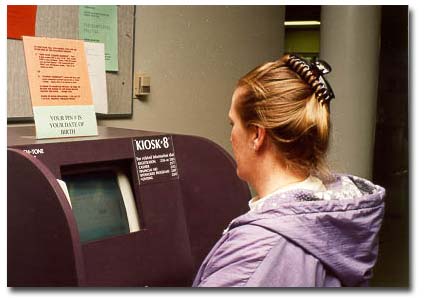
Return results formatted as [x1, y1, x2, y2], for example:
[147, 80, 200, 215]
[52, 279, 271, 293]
[236, 54, 332, 180]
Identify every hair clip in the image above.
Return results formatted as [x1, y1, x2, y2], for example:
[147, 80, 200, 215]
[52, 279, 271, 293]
[288, 54, 335, 104]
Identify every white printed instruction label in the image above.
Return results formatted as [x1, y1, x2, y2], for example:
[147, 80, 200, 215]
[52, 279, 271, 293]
[132, 135, 179, 185]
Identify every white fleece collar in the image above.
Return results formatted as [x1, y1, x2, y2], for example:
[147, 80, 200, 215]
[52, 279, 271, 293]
[248, 175, 326, 212]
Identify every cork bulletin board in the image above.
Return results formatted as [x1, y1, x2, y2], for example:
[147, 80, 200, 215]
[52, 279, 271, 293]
[7, 5, 135, 121]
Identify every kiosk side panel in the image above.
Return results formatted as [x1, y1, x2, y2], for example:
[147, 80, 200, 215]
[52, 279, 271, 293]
[7, 149, 85, 287]
[173, 135, 251, 270]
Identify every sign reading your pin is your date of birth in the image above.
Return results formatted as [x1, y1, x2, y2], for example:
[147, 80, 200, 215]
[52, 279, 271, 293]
[132, 135, 179, 185]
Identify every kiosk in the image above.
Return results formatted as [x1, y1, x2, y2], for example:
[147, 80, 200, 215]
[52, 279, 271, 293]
[7, 126, 251, 287]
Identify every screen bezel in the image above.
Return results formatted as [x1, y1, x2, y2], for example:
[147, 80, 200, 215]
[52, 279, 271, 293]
[60, 159, 141, 243]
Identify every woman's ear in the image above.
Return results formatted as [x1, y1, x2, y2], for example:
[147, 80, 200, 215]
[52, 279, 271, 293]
[253, 126, 266, 152]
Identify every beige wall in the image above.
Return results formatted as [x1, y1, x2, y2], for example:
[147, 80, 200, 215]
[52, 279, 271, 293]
[99, 6, 285, 156]
[8, 6, 383, 181]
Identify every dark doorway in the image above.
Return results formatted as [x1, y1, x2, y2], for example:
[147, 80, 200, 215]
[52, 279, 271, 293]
[371, 6, 409, 287]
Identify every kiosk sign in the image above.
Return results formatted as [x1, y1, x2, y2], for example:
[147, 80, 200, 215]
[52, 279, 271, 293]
[132, 135, 179, 185]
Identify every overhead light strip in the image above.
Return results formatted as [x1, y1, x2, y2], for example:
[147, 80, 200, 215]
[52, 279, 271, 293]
[284, 21, 321, 26]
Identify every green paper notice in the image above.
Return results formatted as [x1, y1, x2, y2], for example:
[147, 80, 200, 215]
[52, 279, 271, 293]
[79, 5, 118, 71]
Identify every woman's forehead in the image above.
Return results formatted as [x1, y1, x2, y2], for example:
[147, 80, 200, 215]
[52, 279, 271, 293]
[233, 86, 247, 99]
[231, 87, 246, 107]
[229, 87, 247, 120]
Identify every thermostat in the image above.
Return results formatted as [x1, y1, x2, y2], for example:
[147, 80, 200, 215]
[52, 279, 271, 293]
[134, 73, 151, 97]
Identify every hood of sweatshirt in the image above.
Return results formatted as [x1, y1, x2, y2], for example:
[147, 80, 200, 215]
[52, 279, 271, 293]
[227, 174, 385, 286]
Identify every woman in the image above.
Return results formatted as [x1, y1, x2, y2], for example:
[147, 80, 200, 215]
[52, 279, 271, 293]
[192, 54, 385, 287]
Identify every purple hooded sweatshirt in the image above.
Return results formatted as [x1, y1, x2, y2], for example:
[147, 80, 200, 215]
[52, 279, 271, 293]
[192, 174, 385, 287]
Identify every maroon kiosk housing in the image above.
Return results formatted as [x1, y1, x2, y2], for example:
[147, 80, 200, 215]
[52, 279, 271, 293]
[7, 126, 250, 287]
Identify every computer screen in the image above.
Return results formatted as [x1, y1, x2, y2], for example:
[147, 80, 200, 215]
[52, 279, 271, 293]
[62, 170, 140, 243]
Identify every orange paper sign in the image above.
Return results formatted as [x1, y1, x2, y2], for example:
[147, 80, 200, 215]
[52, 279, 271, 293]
[23, 36, 98, 139]
[7, 5, 37, 40]
[23, 36, 93, 107]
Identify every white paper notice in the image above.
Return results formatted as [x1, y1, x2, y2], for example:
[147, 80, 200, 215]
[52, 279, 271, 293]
[84, 42, 108, 114]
